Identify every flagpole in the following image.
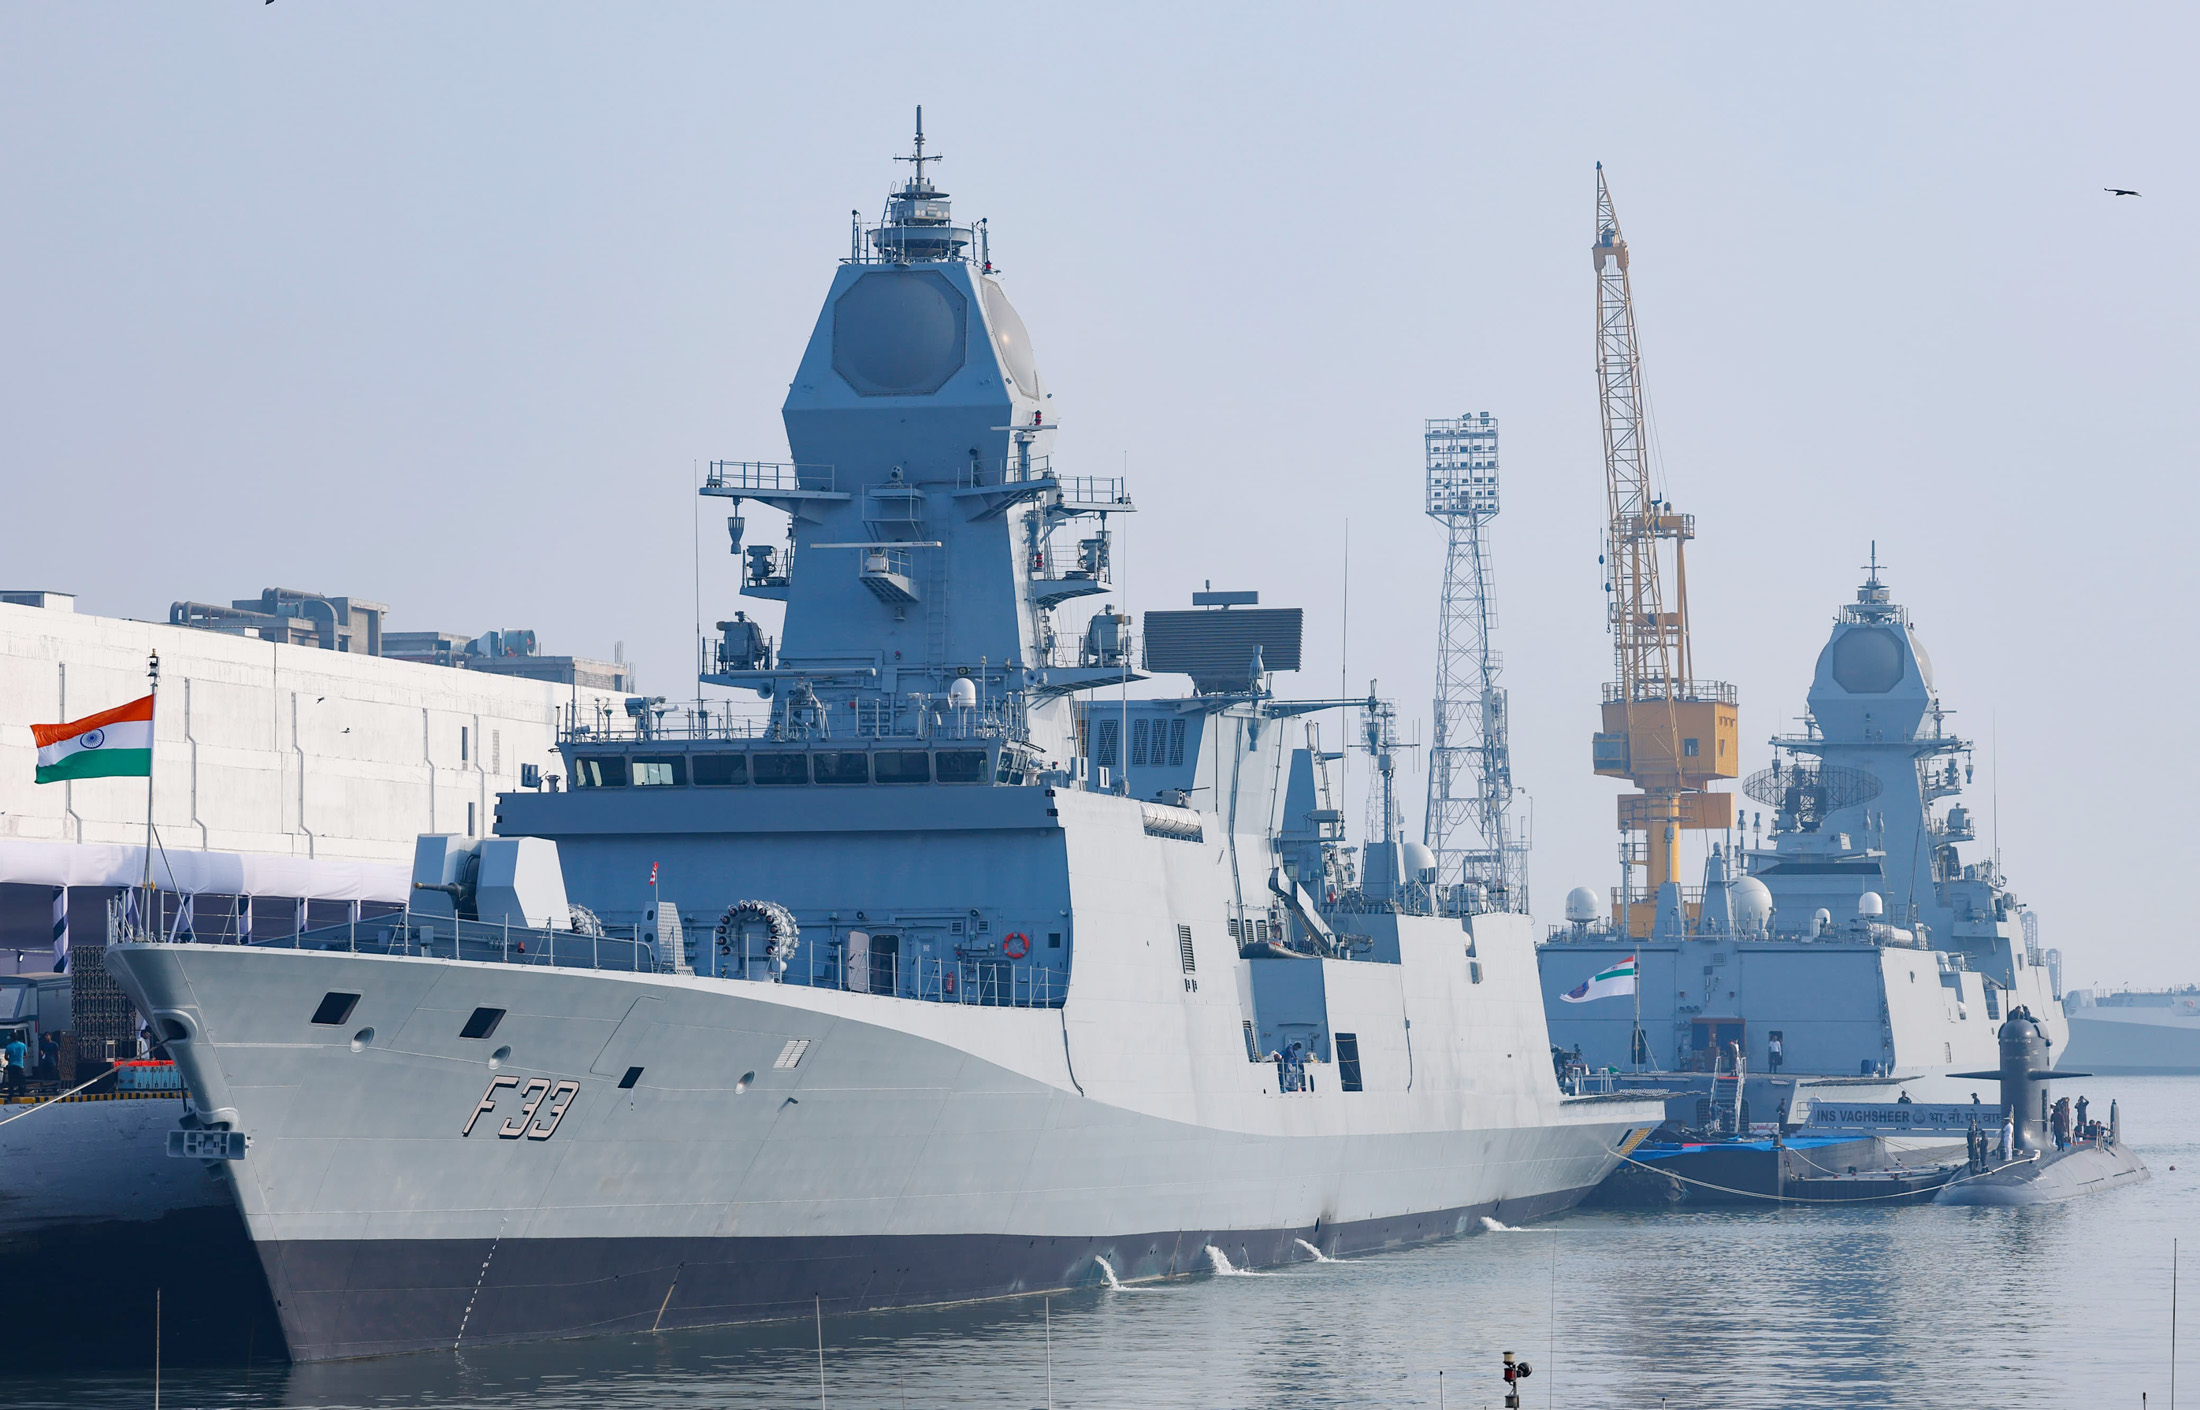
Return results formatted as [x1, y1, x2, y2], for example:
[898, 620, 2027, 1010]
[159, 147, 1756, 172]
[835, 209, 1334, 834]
[141, 652, 159, 938]
[1632, 950, 1642, 1074]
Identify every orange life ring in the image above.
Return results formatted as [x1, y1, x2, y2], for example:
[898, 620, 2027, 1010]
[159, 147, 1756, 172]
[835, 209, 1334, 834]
[1001, 932, 1031, 960]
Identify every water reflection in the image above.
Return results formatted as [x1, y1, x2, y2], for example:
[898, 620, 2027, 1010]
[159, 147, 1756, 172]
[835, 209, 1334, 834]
[10, 1077, 2194, 1409]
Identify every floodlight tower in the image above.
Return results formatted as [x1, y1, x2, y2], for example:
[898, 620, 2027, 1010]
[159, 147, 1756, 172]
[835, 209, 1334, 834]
[1422, 413, 1528, 913]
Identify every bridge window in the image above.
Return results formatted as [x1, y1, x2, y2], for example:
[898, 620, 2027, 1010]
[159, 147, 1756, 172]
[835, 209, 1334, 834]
[572, 756, 629, 788]
[936, 750, 986, 784]
[813, 751, 870, 785]
[1683, 738, 1700, 758]
[752, 753, 809, 786]
[634, 757, 687, 787]
[874, 750, 930, 783]
[693, 754, 748, 786]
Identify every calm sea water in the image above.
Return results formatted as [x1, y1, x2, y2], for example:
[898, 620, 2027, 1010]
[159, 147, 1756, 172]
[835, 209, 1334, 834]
[19, 1076, 2196, 1409]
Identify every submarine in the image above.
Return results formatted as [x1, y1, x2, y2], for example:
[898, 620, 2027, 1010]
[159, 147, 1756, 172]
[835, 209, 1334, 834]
[1935, 1006, 2148, 1206]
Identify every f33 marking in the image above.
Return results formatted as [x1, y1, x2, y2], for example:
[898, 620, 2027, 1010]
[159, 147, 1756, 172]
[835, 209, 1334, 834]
[463, 1075, 579, 1140]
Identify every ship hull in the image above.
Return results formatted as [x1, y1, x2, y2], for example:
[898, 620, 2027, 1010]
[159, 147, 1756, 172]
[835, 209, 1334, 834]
[108, 937, 1654, 1362]
[251, 1186, 1589, 1361]
[2060, 1011, 2200, 1075]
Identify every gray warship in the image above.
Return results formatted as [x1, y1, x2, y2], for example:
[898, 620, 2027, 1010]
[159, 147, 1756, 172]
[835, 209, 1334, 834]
[1539, 561, 2065, 1124]
[105, 118, 1659, 1362]
[2061, 986, 2200, 1074]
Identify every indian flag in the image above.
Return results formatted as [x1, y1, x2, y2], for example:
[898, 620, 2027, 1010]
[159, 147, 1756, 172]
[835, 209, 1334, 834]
[1561, 954, 1637, 1003]
[32, 694, 153, 783]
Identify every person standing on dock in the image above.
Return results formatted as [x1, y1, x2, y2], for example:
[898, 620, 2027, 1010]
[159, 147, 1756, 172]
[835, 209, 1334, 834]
[1, 1035, 25, 1100]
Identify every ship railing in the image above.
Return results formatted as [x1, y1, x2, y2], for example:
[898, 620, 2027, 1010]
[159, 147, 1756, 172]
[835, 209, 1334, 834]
[1599, 679, 1739, 706]
[199, 902, 1068, 1008]
[244, 909, 663, 973]
[706, 461, 836, 494]
[559, 700, 1028, 746]
[1560, 1070, 1625, 1096]
[966, 453, 1055, 487]
[759, 951, 1065, 1009]
[1612, 883, 1706, 912]
[1054, 475, 1132, 510]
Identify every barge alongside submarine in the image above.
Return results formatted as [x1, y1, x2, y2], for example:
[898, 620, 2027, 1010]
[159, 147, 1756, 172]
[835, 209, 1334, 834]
[104, 119, 1659, 1362]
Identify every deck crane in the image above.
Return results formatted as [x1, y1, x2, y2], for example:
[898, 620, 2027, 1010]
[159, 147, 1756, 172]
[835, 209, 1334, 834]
[1589, 165, 1738, 937]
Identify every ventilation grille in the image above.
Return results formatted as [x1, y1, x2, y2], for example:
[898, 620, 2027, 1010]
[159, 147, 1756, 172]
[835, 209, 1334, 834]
[1176, 924, 1196, 974]
[773, 1038, 812, 1069]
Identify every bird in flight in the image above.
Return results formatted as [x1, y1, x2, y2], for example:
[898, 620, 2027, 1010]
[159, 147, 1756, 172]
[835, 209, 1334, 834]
[2105, 187, 2142, 197]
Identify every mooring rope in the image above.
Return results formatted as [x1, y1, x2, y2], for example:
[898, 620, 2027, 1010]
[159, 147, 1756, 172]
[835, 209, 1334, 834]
[0, 1067, 151, 1129]
[1612, 1148, 2037, 1205]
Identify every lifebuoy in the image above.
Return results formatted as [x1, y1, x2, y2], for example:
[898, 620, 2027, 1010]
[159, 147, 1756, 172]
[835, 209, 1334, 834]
[1001, 932, 1031, 960]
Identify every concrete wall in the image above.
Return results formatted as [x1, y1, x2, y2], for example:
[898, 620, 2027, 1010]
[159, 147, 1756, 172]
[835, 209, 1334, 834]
[0, 600, 629, 943]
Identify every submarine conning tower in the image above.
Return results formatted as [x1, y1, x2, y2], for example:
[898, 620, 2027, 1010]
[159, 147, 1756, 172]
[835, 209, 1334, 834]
[1947, 1004, 2084, 1152]
[701, 108, 1137, 767]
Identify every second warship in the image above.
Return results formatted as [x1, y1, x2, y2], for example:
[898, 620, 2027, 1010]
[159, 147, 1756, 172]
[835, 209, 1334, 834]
[1541, 562, 2067, 1124]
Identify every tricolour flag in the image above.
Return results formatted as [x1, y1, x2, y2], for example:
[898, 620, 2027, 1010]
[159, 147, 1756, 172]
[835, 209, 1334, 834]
[32, 694, 153, 783]
[1561, 954, 1637, 1004]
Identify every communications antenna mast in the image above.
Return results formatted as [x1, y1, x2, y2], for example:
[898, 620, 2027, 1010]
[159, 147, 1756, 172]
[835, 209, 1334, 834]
[1589, 165, 1738, 937]
[1422, 413, 1528, 913]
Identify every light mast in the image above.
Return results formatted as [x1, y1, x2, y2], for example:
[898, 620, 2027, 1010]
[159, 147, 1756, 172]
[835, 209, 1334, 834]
[1422, 413, 1528, 913]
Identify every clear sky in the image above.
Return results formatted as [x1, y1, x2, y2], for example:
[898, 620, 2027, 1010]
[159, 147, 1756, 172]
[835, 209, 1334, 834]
[3, 5, 2188, 984]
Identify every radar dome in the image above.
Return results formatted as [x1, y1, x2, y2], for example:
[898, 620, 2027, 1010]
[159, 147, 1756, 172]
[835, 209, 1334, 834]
[1812, 907, 1833, 936]
[1402, 842, 1437, 884]
[1730, 876, 1774, 936]
[1564, 887, 1600, 924]
[1858, 891, 1885, 917]
[947, 678, 977, 709]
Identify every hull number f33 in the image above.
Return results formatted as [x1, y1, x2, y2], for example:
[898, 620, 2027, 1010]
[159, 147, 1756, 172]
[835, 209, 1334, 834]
[464, 1075, 580, 1139]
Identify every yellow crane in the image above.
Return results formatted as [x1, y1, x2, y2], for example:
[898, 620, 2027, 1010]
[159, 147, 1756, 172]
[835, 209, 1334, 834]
[1589, 165, 1737, 938]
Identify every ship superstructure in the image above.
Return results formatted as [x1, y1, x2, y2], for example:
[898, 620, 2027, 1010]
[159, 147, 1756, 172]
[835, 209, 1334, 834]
[106, 119, 1658, 1362]
[1541, 563, 2064, 1107]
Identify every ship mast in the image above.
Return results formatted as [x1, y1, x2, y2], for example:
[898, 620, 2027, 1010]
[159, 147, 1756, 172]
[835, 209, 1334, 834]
[1589, 165, 1738, 937]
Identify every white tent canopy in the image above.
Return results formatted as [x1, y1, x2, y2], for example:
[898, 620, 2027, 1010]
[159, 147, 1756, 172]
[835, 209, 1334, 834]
[0, 840, 408, 902]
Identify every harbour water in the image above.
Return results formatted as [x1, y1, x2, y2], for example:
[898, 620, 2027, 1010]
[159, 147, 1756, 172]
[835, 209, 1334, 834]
[18, 1076, 2192, 1408]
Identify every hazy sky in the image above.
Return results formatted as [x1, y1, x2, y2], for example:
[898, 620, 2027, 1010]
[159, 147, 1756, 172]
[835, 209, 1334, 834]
[4, 6, 2190, 984]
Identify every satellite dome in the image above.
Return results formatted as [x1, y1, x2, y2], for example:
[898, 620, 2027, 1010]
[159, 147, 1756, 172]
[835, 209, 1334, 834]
[947, 678, 978, 709]
[1812, 907, 1833, 936]
[1564, 886, 1600, 924]
[1401, 842, 1438, 884]
[1729, 876, 1774, 936]
[1858, 891, 1885, 917]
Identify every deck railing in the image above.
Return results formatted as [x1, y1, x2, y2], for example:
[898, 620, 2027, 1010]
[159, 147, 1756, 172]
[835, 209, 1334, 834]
[204, 904, 1068, 1008]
